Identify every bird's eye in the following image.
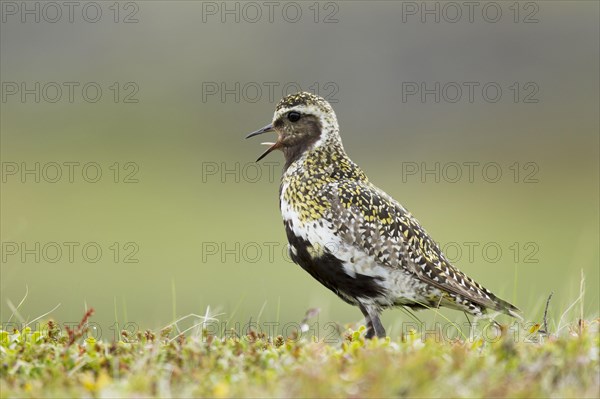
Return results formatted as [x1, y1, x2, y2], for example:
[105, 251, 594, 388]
[287, 111, 301, 122]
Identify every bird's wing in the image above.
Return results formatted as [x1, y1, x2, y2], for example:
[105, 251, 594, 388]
[324, 179, 520, 316]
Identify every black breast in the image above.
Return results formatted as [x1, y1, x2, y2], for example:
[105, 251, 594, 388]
[284, 221, 385, 305]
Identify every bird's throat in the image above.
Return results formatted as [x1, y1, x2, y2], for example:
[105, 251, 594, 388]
[282, 139, 319, 170]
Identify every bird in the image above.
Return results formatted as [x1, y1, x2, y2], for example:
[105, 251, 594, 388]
[245, 92, 521, 339]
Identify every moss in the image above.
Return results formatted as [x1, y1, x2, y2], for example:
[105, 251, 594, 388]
[0, 318, 598, 398]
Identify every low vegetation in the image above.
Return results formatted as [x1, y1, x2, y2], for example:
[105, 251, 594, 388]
[1, 306, 598, 398]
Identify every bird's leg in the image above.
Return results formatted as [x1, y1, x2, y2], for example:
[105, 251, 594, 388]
[358, 303, 386, 339]
[370, 314, 386, 339]
[359, 304, 375, 338]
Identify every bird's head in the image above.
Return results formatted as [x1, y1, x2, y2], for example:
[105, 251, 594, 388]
[245, 92, 341, 164]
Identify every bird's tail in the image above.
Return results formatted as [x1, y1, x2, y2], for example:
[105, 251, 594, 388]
[491, 296, 523, 321]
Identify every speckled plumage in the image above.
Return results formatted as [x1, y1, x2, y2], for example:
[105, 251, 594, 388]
[247, 92, 520, 338]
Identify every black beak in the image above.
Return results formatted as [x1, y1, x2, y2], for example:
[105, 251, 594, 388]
[245, 123, 274, 139]
[245, 123, 280, 162]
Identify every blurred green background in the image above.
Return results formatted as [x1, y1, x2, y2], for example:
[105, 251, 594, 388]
[1, 1, 598, 338]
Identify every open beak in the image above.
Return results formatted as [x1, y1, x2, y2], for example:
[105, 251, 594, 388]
[245, 123, 281, 162]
